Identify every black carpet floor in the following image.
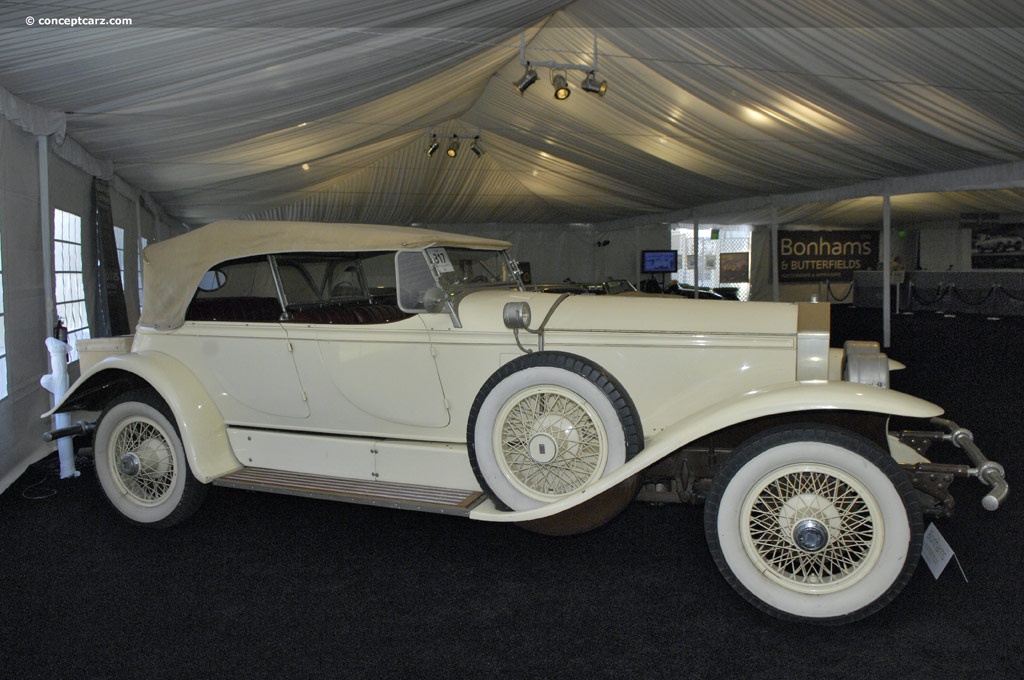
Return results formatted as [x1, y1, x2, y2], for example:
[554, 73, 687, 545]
[3, 307, 1023, 679]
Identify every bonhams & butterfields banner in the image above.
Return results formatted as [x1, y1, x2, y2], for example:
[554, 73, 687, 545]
[778, 230, 879, 282]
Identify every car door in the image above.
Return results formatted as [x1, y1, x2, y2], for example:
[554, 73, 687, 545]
[277, 252, 451, 435]
[178, 256, 310, 424]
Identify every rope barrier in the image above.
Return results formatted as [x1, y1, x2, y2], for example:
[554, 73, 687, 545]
[911, 284, 948, 306]
[997, 285, 1024, 302]
[825, 279, 853, 302]
[949, 284, 996, 307]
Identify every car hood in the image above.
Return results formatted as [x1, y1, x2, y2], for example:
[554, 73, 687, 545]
[455, 289, 802, 336]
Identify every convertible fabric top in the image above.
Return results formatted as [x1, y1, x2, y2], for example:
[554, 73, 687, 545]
[138, 220, 512, 330]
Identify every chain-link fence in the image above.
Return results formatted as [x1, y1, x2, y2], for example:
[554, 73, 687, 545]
[672, 227, 752, 301]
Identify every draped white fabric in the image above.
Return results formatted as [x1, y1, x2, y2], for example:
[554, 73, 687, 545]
[1, 0, 1024, 227]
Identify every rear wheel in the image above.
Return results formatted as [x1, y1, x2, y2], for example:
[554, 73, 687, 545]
[704, 424, 922, 624]
[93, 390, 207, 528]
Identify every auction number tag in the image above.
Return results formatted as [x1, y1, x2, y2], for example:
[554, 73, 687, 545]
[425, 247, 455, 274]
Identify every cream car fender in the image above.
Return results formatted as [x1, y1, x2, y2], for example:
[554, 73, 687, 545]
[470, 380, 943, 523]
[48, 351, 241, 483]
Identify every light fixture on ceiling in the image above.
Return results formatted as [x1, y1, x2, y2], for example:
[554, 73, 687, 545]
[427, 132, 483, 159]
[513, 63, 539, 95]
[552, 72, 571, 100]
[581, 71, 607, 97]
[515, 32, 607, 102]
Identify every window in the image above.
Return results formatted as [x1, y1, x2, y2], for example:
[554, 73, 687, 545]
[53, 209, 90, 362]
[114, 226, 126, 286]
[672, 224, 753, 301]
[0, 227, 7, 400]
[138, 236, 148, 311]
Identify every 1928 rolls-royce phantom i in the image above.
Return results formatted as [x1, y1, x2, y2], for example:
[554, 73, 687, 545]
[48, 220, 1008, 624]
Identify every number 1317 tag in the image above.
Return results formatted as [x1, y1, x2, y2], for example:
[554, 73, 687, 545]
[426, 247, 454, 274]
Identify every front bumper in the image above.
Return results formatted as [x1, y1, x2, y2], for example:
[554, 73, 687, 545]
[899, 417, 1009, 516]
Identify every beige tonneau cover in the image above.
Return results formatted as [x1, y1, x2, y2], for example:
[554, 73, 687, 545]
[139, 220, 511, 331]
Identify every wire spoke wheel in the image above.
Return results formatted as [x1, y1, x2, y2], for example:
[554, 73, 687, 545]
[705, 424, 922, 624]
[110, 417, 178, 505]
[94, 390, 207, 527]
[742, 464, 882, 594]
[469, 352, 643, 518]
[494, 385, 607, 501]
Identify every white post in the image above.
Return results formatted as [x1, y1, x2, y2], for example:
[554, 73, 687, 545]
[40, 337, 80, 478]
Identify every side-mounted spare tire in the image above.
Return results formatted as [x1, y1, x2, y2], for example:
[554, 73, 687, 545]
[467, 352, 644, 531]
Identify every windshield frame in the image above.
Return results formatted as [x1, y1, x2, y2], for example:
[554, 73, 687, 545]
[395, 246, 524, 324]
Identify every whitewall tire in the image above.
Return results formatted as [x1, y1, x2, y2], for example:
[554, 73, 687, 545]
[93, 390, 207, 528]
[704, 424, 923, 624]
[468, 352, 643, 513]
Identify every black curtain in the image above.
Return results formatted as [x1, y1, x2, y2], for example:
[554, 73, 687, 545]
[92, 178, 130, 337]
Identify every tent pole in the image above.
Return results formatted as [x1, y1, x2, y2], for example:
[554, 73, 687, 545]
[38, 135, 54, 334]
[692, 212, 700, 298]
[771, 203, 779, 302]
[882, 194, 892, 348]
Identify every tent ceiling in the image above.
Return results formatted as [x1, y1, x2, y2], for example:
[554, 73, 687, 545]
[2, 0, 1024, 228]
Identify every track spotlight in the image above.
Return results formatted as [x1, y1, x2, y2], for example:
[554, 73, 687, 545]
[447, 135, 460, 158]
[581, 71, 607, 96]
[470, 136, 483, 157]
[552, 73, 571, 100]
[513, 64, 538, 95]
[426, 134, 439, 156]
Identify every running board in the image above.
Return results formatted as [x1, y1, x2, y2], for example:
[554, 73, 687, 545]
[212, 467, 485, 516]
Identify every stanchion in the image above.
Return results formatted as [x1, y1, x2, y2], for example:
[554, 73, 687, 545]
[40, 336, 80, 479]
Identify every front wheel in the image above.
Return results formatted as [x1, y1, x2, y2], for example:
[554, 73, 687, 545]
[93, 390, 207, 528]
[704, 424, 923, 624]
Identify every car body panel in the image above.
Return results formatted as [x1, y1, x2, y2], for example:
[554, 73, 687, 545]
[49, 350, 242, 483]
[471, 380, 944, 522]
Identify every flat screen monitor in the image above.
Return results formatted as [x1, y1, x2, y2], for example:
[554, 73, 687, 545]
[641, 250, 678, 273]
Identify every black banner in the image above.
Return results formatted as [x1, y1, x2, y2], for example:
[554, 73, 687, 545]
[93, 178, 131, 336]
[778, 230, 878, 282]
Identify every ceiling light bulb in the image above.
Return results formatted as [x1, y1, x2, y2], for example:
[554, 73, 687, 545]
[581, 72, 607, 96]
[470, 138, 483, 157]
[552, 73, 570, 100]
[447, 137, 460, 158]
[514, 66, 538, 95]
[426, 135, 439, 156]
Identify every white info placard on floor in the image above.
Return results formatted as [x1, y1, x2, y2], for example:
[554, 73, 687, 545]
[921, 522, 968, 582]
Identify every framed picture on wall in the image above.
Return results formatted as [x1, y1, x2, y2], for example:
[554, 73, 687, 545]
[965, 214, 1024, 269]
[720, 252, 749, 284]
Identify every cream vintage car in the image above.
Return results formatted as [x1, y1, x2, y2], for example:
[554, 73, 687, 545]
[48, 220, 1008, 624]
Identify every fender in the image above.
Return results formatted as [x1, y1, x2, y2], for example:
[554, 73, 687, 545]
[45, 351, 242, 483]
[470, 380, 943, 523]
